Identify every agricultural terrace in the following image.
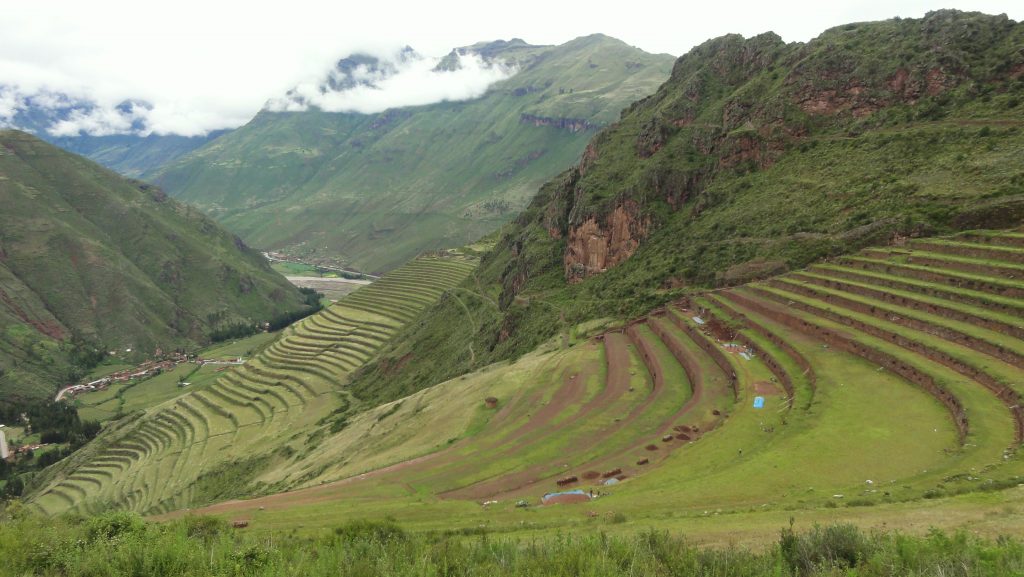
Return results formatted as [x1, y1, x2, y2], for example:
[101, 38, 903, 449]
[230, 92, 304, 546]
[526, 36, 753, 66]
[72, 333, 277, 424]
[28, 256, 477, 516]
[171, 230, 1022, 538]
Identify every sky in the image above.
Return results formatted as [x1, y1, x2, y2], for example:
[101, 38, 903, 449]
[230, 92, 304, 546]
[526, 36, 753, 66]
[0, 0, 1020, 136]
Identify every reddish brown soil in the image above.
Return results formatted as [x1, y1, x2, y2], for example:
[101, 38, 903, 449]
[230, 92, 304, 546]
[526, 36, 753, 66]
[753, 381, 779, 395]
[159, 350, 564, 518]
[439, 334, 638, 500]
[474, 318, 735, 502]
[523, 315, 729, 491]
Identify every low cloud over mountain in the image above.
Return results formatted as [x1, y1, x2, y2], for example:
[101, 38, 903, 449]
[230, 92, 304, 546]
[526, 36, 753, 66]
[267, 48, 516, 114]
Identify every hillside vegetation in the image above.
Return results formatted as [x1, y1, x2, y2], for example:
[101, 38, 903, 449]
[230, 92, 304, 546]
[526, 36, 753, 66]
[152, 35, 674, 272]
[0, 131, 309, 401]
[50, 131, 228, 178]
[27, 255, 477, 515]
[9, 9, 1024, 556]
[350, 10, 1024, 403]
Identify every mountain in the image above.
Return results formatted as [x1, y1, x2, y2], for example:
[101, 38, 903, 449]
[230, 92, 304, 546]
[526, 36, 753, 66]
[0, 88, 226, 177]
[48, 131, 227, 178]
[151, 35, 675, 273]
[0, 130, 312, 401]
[347, 10, 1024, 404]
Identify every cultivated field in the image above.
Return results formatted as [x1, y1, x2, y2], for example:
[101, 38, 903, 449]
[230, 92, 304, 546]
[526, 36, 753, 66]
[168, 229, 1024, 540]
[27, 230, 1024, 544]
[29, 256, 477, 516]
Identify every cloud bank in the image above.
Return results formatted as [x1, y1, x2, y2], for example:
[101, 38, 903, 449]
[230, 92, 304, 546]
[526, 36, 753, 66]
[1, 0, 1021, 137]
[268, 51, 516, 114]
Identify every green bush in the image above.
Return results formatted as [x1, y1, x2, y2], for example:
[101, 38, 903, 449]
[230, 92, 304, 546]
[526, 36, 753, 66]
[181, 514, 228, 542]
[85, 511, 146, 543]
[781, 523, 872, 576]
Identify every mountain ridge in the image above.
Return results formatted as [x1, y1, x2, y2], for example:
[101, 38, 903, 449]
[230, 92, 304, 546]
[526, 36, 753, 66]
[0, 130, 312, 401]
[152, 35, 675, 273]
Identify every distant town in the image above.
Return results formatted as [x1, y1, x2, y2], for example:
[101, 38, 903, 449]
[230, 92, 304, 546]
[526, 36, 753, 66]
[55, 352, 247, 402]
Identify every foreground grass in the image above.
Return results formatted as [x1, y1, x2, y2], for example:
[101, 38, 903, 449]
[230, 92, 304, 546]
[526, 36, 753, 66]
[1, 508, 1023, 577]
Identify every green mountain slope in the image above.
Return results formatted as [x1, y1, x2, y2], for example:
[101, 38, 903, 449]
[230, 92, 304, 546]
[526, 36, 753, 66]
[0, 131, 311, 401]
[346, 10, 1024, 405]
[152, 35, 674, 273]
[50, 131, 228, 178]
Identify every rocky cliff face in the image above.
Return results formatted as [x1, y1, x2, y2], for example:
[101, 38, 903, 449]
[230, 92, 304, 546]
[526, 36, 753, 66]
[520, 114, 599, 132]
[541, 10, 1024, 284]
[564, 202, 649, 282]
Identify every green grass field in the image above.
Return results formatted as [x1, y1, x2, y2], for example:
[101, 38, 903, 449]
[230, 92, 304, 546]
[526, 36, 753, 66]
[3, 509, 1022, 577]
[270, 261, 321, 276]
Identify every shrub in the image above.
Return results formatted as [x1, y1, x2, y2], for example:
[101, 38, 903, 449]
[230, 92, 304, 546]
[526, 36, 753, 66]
[231, 544, 274, 573]
[181, 514, 228, 542]
[85, 511, 146, 543]
[780, 523, 872, 576]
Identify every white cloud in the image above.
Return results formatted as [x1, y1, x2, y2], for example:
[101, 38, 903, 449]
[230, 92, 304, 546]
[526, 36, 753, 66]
[269, 52, 516, 114]
[0, 87, 25, 125]
[47, 104, 145, 137]
[0, 0, 1021, 136]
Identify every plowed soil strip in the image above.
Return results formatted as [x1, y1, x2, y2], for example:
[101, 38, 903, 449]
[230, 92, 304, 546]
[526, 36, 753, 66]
[512, 317, 729, 494]
[439, 333, 638, 499]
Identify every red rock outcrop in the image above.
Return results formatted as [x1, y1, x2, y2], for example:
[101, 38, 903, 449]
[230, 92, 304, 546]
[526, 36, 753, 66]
[564, 202, 648, 283]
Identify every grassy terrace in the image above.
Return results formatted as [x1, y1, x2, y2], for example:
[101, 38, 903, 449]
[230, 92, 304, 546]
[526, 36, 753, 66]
[144, 229, 1022, 542]
[21, 230, 1024, 545]
[29, 256, 477, 516]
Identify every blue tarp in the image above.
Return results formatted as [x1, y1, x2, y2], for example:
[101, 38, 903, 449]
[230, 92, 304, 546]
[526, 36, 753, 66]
[542, 489, 592, 504]
[753, 396, 765, 409]
[543, 489, 587, 499]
